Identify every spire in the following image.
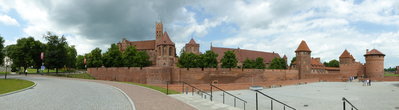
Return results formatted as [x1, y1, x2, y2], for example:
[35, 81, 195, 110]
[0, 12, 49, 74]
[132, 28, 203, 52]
[295, 40, 311, 52]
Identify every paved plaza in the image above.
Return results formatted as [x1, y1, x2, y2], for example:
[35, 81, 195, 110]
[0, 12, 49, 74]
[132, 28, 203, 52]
[210, 81, 399, 110]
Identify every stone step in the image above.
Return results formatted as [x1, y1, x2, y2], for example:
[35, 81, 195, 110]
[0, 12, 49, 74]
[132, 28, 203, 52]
[170, 94, 242, 110]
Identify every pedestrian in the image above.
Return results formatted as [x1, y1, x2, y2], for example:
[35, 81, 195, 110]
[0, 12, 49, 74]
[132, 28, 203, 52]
[368, 79, 371, 86]
[362, 79, 366, 86]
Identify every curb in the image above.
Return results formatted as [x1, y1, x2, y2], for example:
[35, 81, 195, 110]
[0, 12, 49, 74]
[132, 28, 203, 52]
[0, 80, 37, 97]
[110, 85, 136, 110]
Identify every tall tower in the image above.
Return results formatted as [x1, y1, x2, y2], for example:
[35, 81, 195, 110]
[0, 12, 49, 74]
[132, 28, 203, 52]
[295, 40, 312, 79]
[156, 22, 163, 40]
[184, 38, 200, 55]
[364, 49, 385, 78]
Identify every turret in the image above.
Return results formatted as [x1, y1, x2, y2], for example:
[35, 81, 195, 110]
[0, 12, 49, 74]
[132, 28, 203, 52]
[364, 49, 385, 78]
[295, 40, 312, 79]
[184, 38, 200, 55]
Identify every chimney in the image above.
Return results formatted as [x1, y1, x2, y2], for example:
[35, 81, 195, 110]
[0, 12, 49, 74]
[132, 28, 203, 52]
[366, 49, 369, 53]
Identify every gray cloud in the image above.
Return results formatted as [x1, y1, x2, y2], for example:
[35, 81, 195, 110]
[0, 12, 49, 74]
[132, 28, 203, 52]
[39, 0, 189, 44]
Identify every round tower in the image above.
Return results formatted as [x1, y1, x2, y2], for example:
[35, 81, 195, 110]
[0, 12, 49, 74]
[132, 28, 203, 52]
[295, 40, 312, 79]
[364, 49, 385, 78]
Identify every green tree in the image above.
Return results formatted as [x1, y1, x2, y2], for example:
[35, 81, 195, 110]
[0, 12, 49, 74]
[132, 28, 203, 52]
[102, 44, 123, 67]
[290, 57, 296, 66]
[75, 55, 85, 69]
[31, 40, 45, 73]
[44, 33, 68, 73]
[200, 51, 218, 68]
[6, 37, 38, 75]
[178, 52, 199, 69]
[66, 45, 77, 69]
[122, 46, 137, 67]
[243, 58, 255, 69]
[0, 36, 4, 66]
[324, 59, 339, 67]
[135, 51, 151, 69]
[221, 51, 237, 69]
[87, 48, 103, 67]
[254, 57, 266, 69]
[269, 57, 287, 69]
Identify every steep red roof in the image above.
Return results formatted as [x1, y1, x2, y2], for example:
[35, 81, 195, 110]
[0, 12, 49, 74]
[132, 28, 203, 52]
[119, 40, 155, 50]
[295, 40, 311, 52]
[211, 47, 280, 64]
[159, 32, 175, 45]
[364, 49, 385, 56]
[188, 38, 198, 44]
[339, 50, 352, 58]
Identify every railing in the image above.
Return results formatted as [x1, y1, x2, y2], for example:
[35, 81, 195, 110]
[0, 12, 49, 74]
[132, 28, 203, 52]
[166, 81, 212, 100]
[342, 97, 359, 110]
[253, 90, 296, 110]
[210, 83, 247, 110]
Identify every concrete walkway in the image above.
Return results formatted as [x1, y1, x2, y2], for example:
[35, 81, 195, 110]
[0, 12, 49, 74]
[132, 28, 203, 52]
[0, 75, 133, 110]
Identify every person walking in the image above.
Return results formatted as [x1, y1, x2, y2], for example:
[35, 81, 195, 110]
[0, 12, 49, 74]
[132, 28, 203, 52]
[368, 79, 371, 86]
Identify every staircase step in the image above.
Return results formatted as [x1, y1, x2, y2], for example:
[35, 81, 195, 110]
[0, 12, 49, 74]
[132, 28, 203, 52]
[170, 94, 242, 110]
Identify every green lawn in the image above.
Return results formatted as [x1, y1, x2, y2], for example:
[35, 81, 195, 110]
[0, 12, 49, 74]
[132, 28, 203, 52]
[0, 72, 10, 74]
[123, 82, 180, 94]
[27, 68, 69, 74]
[46, 73, 95, 80]
[385, 73, 399, 77]
[0, 79, 34, 94]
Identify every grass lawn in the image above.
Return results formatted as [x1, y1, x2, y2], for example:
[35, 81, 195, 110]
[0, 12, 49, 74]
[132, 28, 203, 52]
[0, 79, 34, 94]
[123, 82, 180, 94]
[46, 73, 95, 80]
[384, 73, 399, 77]
[27, 68, 69, 74]
[0, 72, 10, 74]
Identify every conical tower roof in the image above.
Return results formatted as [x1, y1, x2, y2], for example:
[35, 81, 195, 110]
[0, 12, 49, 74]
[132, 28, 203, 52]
[339, 49, 352, 58]
[295, 40, 311, 52]
[364, 49, 385, 56]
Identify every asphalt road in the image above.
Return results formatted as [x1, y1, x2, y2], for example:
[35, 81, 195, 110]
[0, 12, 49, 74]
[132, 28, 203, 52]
[0, 75, 133, 110]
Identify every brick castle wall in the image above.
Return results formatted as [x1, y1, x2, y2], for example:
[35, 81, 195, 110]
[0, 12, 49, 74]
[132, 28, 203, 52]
[88, 67, 299, 84]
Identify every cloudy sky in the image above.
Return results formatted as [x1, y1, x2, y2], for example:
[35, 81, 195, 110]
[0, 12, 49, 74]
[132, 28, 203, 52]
[0, 0, 398, 68]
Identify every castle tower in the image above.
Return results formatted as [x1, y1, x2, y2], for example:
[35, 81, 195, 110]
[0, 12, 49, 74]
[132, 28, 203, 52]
[339, 49, 354, 64]
[156, 22, 163, 40]
[295, 40, 312, 79]
[184, 38, 200, 55]
[156, 31, 176, 67]
[364, 49, 385, 78]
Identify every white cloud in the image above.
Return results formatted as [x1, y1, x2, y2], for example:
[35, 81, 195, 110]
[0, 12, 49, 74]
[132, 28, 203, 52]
[0, 14, 19, 26]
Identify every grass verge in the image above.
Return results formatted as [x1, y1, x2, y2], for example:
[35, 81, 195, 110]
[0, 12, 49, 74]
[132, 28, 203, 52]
[46, 73, 95, 80]
[123, 82, 180, 94]
[385, 73, 399, 77]
[0, 79, 34, 94]
[0, 72, 10, 74]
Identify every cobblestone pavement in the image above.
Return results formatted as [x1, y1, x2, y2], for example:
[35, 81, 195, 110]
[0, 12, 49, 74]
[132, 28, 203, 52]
[0, 75, 133, 110]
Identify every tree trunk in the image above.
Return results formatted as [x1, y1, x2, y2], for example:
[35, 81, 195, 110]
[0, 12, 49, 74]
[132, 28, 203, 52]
[47, 68, 50, 73]
[24, 67, 27, 76]
[37, 68, 39, 74]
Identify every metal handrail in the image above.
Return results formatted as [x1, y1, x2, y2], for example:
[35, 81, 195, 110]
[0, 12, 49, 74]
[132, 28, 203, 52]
[210, 84, 247, 110]
[254, 90, 296, 110]
[166, 81, 212, 100]
[342, 97, 359, 110]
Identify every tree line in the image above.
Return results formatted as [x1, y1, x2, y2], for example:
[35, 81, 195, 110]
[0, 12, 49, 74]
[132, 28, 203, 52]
[81, 44, 151, 69]
[178, 50, 288, 70]
[4, 32, 76, 74]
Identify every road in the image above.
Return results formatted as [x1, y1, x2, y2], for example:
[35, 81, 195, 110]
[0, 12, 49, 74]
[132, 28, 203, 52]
[0, 75, 133, 110]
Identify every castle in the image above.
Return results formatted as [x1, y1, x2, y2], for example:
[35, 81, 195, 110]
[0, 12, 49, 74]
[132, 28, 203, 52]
[117, 22, 176, 67]
[292, 40, 385, 79]
[117, 22, 386, 79]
